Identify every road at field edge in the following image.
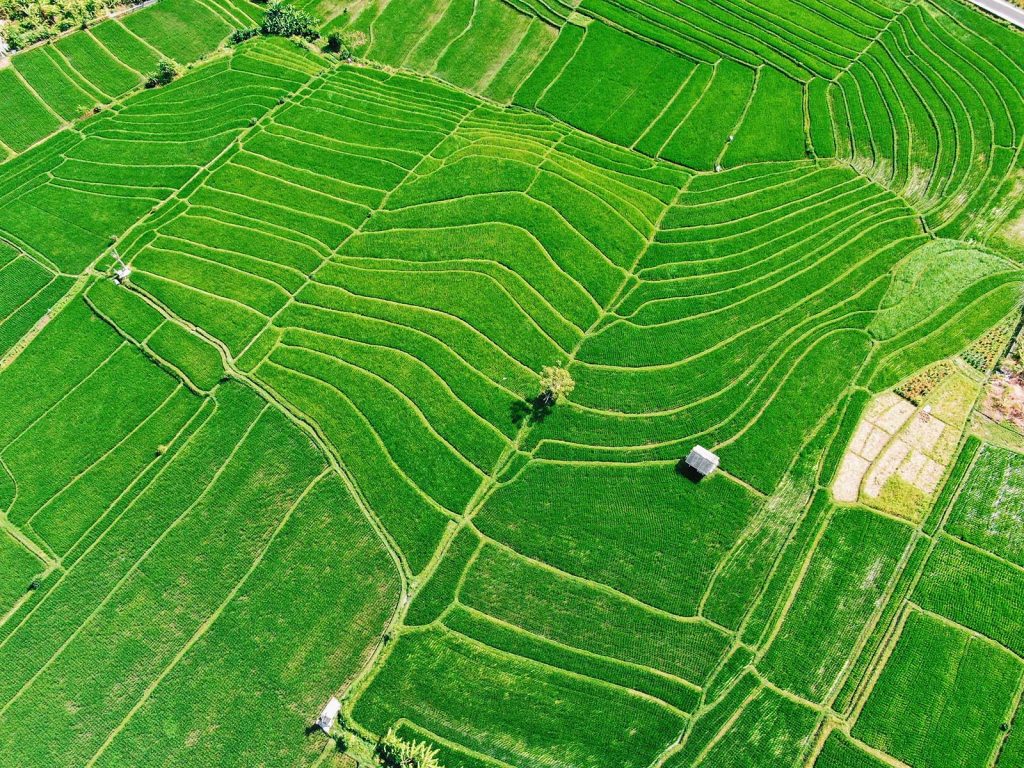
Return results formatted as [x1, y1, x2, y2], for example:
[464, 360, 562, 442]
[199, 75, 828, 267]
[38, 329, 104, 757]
[967, 0, 1024, 29]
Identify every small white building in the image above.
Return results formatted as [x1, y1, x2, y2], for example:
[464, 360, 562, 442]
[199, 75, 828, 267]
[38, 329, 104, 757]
[113, 265, 132, 284]
[685, 445, 719, 478]
[316, 697, 341, 733]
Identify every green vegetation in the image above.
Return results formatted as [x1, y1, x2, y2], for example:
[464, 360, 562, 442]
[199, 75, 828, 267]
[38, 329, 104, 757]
[947, 443, 1024, 565]
[261, 1, 319, 40]
[758, 506, 911, 703]
[0, 0, 261, 152]
[853, 610, 1022, 768]
[1, 0, 120, 50]
[1, 1, 1024, 766]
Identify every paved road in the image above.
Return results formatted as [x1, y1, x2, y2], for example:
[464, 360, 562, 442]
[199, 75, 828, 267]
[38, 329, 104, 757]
[968, 0, 1024, 29]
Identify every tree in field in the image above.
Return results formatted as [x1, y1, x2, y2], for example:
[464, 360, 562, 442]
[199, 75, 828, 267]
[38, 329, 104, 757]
[145, 59, 176, 88]
[326, 30, 350, 57]
[376, 728, 443, 768]
[261, 2, 320, 40]
[539, 365, 575, 405]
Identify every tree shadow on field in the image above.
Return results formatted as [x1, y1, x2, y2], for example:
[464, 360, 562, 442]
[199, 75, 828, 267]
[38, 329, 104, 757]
[510, 396, 553, 426]
[675, 459, 705, 485]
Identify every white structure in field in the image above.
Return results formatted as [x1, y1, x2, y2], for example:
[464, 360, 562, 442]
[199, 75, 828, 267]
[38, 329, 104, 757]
[685, 445, 719, 478]
[316, 697, 341, 733]
[112, 249, 132, 285]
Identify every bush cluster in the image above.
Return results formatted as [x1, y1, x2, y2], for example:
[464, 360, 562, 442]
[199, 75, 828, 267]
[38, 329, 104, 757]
[144, 59, 176, 88]
[326, 30, 348, 56]
[229, 26, 258, 45]
[0, 0, 125, 50]
[260, 1, 318, 40]
[376, 728, 443, 768]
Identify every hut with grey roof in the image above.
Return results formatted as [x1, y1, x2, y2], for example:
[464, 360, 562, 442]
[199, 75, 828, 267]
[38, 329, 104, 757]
[684, 446, 719, 479]
[316, 697, 341, 733]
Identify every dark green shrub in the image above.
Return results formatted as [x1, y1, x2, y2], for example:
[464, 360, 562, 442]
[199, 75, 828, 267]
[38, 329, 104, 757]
[229, 27, 259, 44]
[326, 30, 348, 56]
[261, 2, 320, 40]
[145, 60, 177, 88]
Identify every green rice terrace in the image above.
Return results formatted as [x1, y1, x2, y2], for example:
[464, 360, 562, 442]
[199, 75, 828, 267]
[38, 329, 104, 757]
[3, 0, 1024, 765]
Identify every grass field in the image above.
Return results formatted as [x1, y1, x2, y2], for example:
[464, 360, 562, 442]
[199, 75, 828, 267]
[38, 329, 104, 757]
[1, 0, 1024, 766]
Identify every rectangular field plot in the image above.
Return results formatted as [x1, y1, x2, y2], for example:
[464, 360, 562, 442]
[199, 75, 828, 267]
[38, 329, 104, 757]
[85, 475, 399, 768]
[666, 684, 819, 768]
[475, 461, 760, 616]
[852, 610, 1022, 768]
[0, 374, 399, 768]
[913, 535, 1024, 658]
[723, 66, 807, 165]
[758, 506, 911, 703]
[533, 21, 697, 148]
[0, 68, 63, 153]
[339, 0, 557, 101]
[120, 0, 233, 64]
[9, 47, 98, 123]
[814, 732, 893, 768]
[0, 297, 201, 558]
[0, 251, 73, 358]
[351, 627, 685, 768]
[457, 543, 727, 692]
[946, 443, 1024, 567]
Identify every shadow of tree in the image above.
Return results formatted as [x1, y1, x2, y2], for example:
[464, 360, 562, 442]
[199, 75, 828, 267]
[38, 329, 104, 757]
[510, 395, 553, 425]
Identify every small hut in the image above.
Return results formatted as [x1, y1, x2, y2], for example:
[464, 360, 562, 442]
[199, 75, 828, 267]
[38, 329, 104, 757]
[316, 697, 341, 733]
[111, 249, 131, 285]
[684, 446, 719, 479]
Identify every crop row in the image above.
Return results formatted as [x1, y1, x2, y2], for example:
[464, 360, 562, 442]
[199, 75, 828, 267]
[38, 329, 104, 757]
[817, 0, 1024, 240]
[575, 0, 899, 80]
[513, 20, 807, 169]
[0, 0, 258, 157]
[338, 0, 558, 103]
[0, 40, 322, 275]
[852, 609, 1022, 768]
[946, 444, 1024, 568]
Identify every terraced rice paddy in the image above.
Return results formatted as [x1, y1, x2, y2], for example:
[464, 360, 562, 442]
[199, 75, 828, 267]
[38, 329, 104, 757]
[2, 0, 1024, 765]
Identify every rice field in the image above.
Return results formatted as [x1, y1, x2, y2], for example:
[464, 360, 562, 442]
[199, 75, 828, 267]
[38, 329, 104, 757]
[0, 0, 260, 157]
[1, 1, 1024, 766]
